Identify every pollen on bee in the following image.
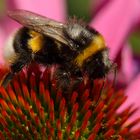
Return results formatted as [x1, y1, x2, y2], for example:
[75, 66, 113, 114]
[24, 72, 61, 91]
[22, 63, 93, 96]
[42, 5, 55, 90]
[28, 31, 44, 53]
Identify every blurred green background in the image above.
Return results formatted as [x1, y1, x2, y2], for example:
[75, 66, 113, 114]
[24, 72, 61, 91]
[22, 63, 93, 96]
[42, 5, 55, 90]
[67, 0, 91, 22]
[0, 0, 6, 16]
[0, 0, 140, 55]
[129, 30, 140, 55]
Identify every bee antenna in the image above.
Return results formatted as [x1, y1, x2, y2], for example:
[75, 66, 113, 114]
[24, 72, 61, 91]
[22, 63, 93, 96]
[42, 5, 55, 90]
[93, 78, 106, 107]
[0, 72, 15, 88]
[67, 16, 86, 27]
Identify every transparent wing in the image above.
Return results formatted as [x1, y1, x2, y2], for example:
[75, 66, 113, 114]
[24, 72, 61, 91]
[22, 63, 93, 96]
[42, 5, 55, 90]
[8, 9, 68, 45]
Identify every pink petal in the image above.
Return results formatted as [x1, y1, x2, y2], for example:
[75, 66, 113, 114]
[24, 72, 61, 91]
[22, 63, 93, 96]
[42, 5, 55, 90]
[90, 0, 112, 16]
[120, 43, 135, 83]
[11, 0, 66, 21]
[90, 0, 140, 60]
[0, 28, 6, 63]
[118, 74, 140, 129]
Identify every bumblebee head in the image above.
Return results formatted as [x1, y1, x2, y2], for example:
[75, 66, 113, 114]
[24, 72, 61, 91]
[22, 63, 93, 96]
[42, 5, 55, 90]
[63, 22, 113, 78]
[64, 23, 93, 49]
[82, 48, 113, 79]
[64, 23, 107, 68]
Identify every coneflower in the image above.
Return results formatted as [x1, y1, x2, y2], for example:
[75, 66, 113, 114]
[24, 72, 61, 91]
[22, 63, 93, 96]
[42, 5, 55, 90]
[0, 64, 140, 140]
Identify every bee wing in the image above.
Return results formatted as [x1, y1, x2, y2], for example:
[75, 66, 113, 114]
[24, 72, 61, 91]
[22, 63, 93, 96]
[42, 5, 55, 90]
[8, 9, 69, 45]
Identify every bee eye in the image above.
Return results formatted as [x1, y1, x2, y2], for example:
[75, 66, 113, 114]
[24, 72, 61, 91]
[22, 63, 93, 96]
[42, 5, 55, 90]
[68, 40, 80, 51]
[75, 44, 80, 48]
[80, 38, 86, 45]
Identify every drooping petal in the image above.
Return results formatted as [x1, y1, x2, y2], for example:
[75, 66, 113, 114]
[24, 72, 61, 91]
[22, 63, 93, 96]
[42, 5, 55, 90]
[90, 0, 140, 60]
[117, 43, 135, 83]
[118, 74, 140, 129]
[0, 28, 6, 63]
[90, 0, 112, 17]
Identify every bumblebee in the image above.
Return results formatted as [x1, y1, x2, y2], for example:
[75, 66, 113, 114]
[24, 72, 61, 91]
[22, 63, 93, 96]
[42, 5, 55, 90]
[2, 9, 115, 91]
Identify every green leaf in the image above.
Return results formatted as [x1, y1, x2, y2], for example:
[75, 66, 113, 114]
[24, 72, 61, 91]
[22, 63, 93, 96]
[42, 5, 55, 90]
[129, 31, 140, 55]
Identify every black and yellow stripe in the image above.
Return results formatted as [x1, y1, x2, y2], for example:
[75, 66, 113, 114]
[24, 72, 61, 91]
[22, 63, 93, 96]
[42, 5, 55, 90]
[74, 34, 106, 67]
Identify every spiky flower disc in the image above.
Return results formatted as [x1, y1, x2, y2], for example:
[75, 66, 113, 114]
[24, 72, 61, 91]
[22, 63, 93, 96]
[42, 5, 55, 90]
[0, 64, 140, 140]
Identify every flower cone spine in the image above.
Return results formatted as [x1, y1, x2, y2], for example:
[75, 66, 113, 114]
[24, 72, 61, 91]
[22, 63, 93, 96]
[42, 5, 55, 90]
[0, 64, 139, 140]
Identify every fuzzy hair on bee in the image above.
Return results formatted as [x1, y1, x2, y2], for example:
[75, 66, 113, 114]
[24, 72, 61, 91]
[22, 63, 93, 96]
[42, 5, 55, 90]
[2, 9, 115, 92]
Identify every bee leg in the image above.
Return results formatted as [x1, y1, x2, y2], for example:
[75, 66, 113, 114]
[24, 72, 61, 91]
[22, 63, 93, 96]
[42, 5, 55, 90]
[55, 69, 70, 91]
[10, 52, 32, 73]
[11, 61, 25, 73]
[1, 56, 30, 88]
[70, 77, 83, 92]
[1, 72, 15, 88]
[1, 65, 23, 88]
[93, 78, 106, 107]
[1, 63, 25, 88]
[55, 68, 83, 94]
